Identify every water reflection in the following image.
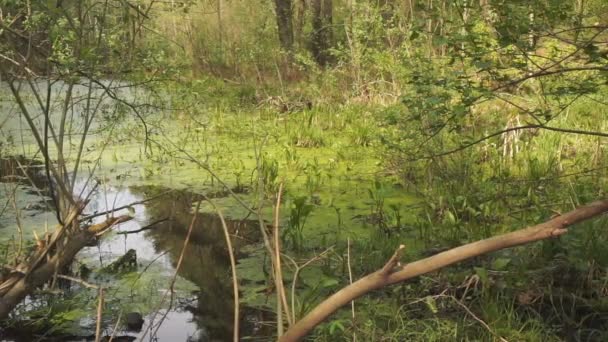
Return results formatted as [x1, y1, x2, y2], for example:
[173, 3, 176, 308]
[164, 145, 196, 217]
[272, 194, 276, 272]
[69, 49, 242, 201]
[82, 184, 262, 341]
[132, 187, 261, 341]
[0, 156, 50, 191]
[1, 155, 266, 341]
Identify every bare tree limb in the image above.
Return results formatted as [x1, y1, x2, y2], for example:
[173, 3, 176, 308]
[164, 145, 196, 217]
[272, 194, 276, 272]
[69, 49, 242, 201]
[80, 190, 172, 221]
[280, 199, 608, 341]
[116, 218, 170, 235]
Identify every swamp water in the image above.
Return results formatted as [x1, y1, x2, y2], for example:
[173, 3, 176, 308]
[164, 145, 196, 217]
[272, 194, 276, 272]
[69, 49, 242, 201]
[0, 160, 269, 341]
[0, 82, 270, 341]
[0, 81, 420, 341]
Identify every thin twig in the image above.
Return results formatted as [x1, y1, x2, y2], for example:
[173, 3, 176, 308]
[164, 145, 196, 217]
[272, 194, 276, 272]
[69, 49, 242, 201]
[419, 124, 608, 160]
[288, 247, 334, 322]
[347, 238, 356, 342]
[108, 310, 123, 342]
[447, 295, 509, 342]
[251, 134, 286, 336]
[143, 201, 201, 341]
[129, 251, 169, 295]
[116, 218, 169, 235]
[56, 274, 99, 289]
[80, 190, 172, 221]
[380, 244, 405, 276]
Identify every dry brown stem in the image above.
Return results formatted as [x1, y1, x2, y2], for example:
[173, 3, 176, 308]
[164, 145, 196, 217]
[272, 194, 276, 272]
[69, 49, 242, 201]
[274, 184, 292, 328]
[202, 195, 241, 342]
[95, 288, 105, 342]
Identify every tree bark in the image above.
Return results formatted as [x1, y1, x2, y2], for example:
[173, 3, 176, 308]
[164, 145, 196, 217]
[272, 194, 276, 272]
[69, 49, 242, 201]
[311, 0, 333, 66]
[0, 215, 131, 319]
[274, 0, 295, 51]
[294, 0, 308, 47]
[279, 199, 608, 341]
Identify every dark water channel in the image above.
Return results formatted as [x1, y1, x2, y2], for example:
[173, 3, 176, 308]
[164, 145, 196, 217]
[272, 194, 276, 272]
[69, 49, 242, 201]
[0, 158, 269, 341]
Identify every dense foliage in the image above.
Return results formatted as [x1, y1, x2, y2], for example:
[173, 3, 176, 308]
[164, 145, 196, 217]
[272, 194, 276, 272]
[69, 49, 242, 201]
[1, 0, 607, 341]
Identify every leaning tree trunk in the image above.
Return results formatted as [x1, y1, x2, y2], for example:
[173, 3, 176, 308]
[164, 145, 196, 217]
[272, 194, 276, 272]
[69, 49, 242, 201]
[0, 209, 131, 319]
[311, 0, 333, 66]
[274, 0, 295, 51]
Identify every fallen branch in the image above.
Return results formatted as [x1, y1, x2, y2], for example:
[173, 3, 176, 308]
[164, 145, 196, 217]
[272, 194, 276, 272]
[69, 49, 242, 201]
[116, 218, 170, 235]
[279, 199, 608, 341]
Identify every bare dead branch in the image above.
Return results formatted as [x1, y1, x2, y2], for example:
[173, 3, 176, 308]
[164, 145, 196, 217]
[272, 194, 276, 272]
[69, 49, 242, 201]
[280, 199, 608, 341]
[116, 218, 170, 235]
[80, 190, 172, 221]
[0, 214, 132, 319]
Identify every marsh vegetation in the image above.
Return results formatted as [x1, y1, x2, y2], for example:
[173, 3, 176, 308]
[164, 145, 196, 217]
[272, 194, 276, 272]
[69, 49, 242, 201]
[0, 1, 607, 341]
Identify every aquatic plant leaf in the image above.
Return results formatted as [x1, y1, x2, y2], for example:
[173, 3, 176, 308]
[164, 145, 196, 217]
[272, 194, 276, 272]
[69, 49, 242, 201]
[492, 257, 511, 270]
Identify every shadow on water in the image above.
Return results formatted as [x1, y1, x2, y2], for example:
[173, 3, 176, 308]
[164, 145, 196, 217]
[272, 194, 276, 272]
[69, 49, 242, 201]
[81, 185, 273, 342]
[128, 186, 267, 341]
[0, 158, 271, 341]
